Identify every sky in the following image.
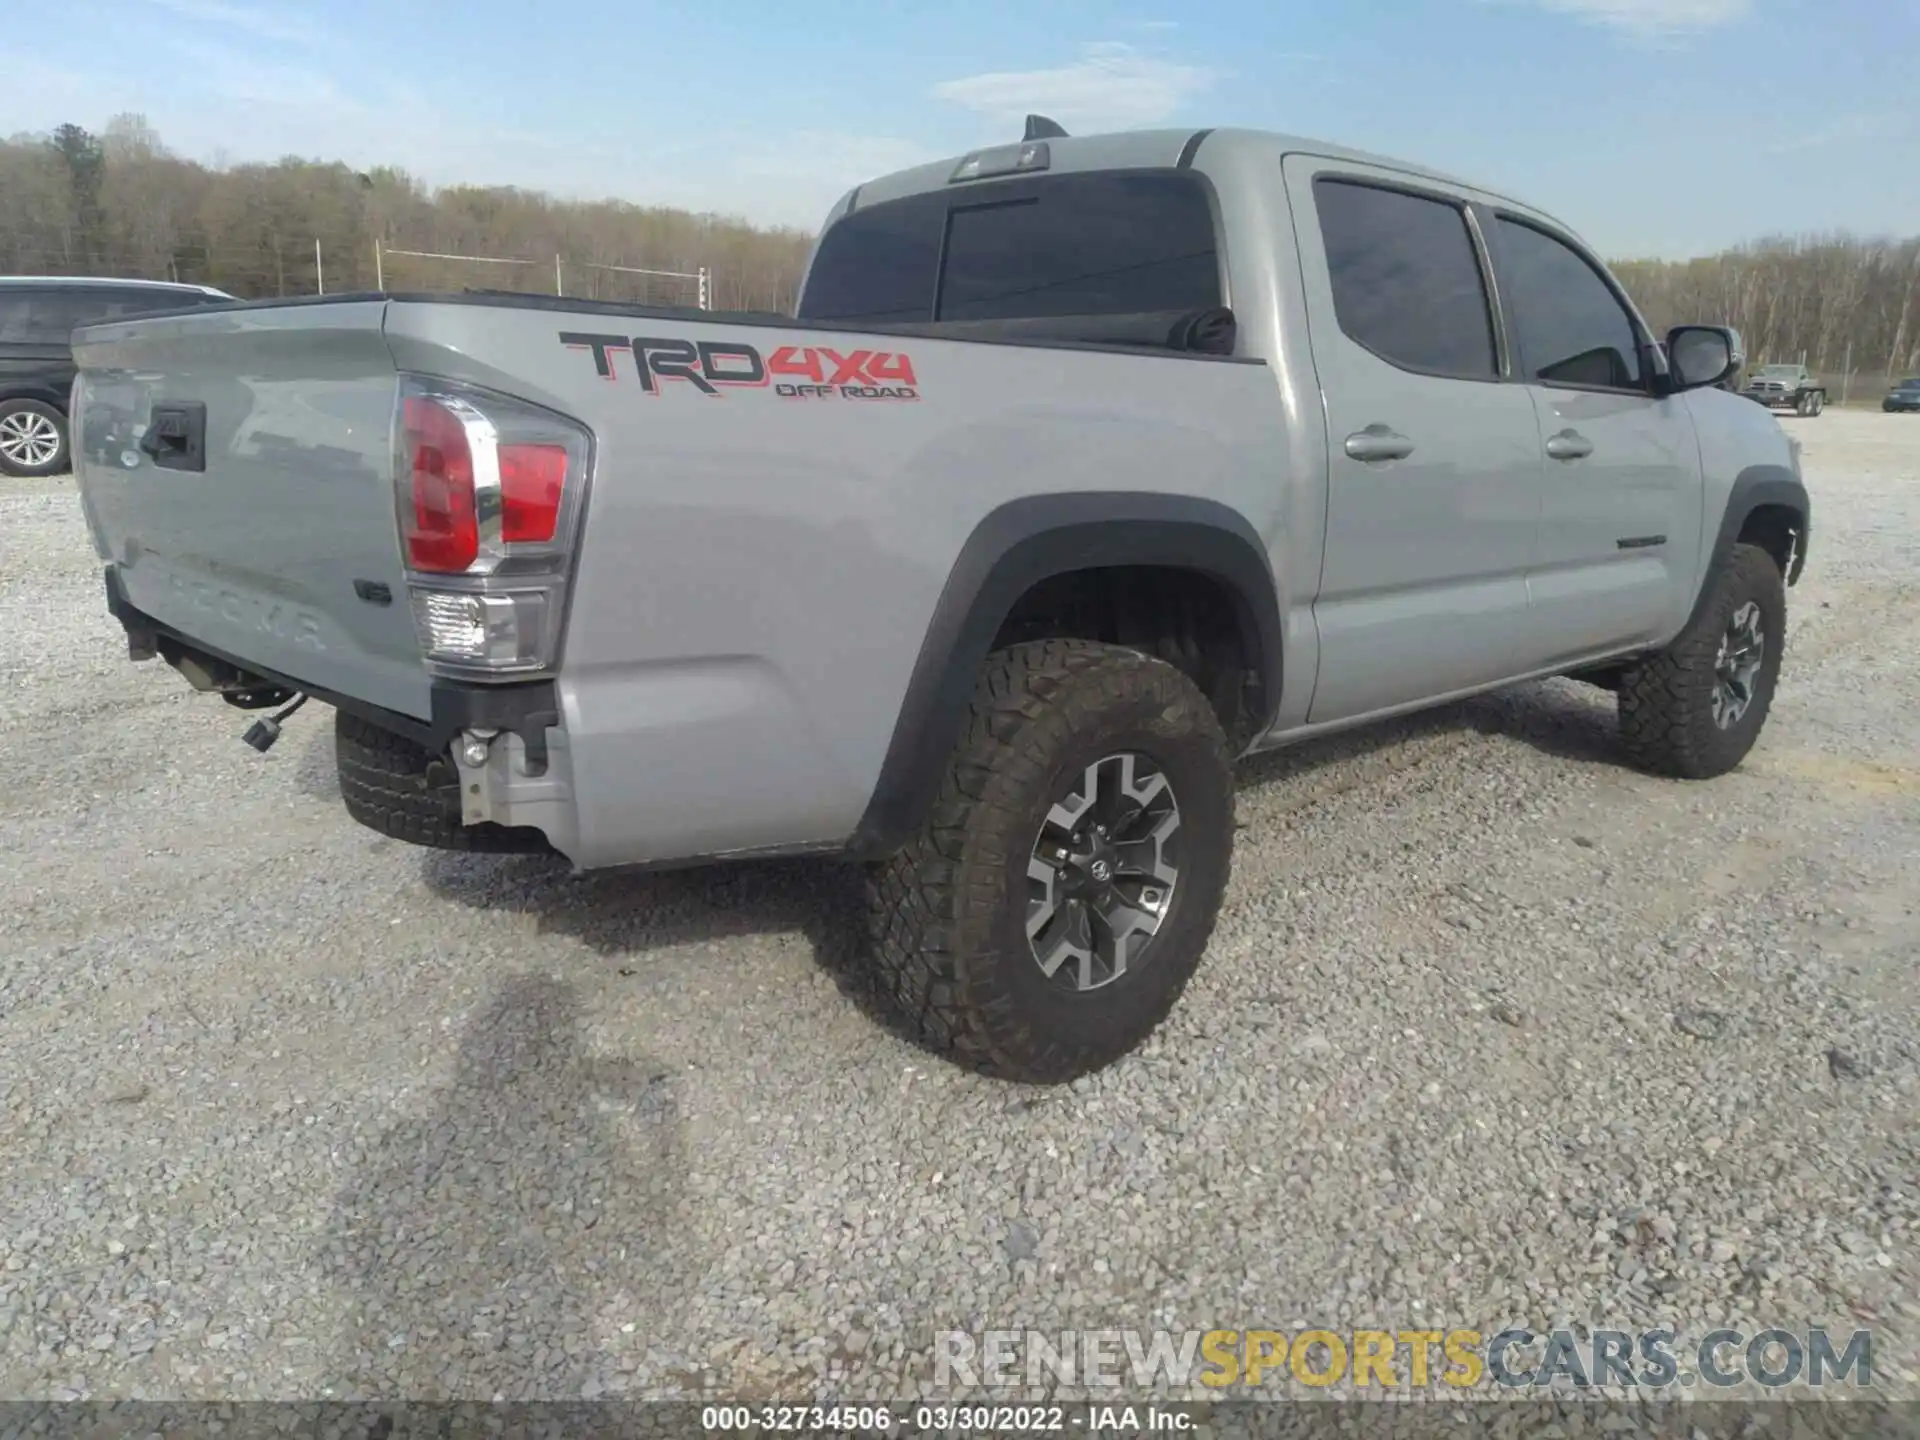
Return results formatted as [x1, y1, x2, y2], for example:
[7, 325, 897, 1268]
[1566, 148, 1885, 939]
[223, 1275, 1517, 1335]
[7, 0, 1916, 259]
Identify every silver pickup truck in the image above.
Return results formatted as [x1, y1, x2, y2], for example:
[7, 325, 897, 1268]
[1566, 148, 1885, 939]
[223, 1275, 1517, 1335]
[70, 122, 1810, 1084]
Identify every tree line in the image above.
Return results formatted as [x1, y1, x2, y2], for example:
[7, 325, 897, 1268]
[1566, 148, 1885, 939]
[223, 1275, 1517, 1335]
[0, 116, 815, 313]
[4, 117, 1918, 394]
[1615, 239, 1920, 397]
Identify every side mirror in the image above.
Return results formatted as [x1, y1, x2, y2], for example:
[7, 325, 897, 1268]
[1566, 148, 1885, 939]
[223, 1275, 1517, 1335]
[1664, 325, 1745, 392]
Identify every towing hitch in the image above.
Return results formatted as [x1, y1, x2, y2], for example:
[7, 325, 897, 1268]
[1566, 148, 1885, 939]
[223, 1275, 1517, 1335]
[242, 693, 310, 753]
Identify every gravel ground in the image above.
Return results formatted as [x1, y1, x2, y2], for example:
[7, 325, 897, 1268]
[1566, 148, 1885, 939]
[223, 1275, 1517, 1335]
[2, 410, 1916, 1407]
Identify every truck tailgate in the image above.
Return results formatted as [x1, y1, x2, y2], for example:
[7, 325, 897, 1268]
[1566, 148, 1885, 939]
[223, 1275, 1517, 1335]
[72, 300, 432, 720]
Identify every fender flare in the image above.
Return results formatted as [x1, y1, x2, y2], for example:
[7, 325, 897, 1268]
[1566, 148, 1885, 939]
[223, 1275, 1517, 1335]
[847, 491, 1283, 858]
[1686, 464, 1810, 635]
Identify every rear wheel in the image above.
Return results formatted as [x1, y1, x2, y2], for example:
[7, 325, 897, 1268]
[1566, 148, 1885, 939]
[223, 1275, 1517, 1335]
[0, 399, 68, 477]
[865, 639, 1235, 1084]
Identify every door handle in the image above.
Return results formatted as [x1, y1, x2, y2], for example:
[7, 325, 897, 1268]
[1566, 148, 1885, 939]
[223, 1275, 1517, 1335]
[1344, 425, 1415, 462]
[1545, 429, 1594, 461]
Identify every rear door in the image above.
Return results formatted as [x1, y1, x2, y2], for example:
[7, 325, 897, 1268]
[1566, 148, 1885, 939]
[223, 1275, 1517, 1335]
[0, 287, 82, 403]
[1483, 214, 1704, 655]
[0, 285, 210, 403]
[1283, 157, 1545, 723]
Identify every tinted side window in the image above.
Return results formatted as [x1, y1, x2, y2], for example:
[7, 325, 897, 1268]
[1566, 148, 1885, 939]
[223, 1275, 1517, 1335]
[1312, 178, 1496, 379]
[100, 288, 206, 318]
[936, 174, 1220, 321]
[0, 295, 32, 343]
[0, 289, 123, 343]
[0, 287, 213, 344]
[797, 171, 1221, 324]
[798, 193, 945, 323]
[1495, 218, 1643, 390]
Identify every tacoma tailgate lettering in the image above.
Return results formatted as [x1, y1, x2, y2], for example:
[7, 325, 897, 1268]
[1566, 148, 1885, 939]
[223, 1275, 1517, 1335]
[166, 570, 325, 651]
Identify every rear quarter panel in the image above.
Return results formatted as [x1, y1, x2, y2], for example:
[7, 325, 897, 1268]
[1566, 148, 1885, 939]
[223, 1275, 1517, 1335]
[383, 302, 1299, 865]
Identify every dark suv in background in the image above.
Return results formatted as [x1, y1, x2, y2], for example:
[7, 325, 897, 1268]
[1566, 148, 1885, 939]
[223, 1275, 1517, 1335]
[1, 277, 232, 477]
[1885, 377, 1920, 413]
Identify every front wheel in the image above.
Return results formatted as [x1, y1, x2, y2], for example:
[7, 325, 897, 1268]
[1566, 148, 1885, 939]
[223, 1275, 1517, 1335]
[1616, 543, 1785, 779]
[0, 399, 69, 477]
[864, 639, 1236, 1084]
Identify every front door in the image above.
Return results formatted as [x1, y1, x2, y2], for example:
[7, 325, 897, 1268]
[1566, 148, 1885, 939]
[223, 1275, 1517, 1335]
[1483, 213, 1705, 657]
[1282, 156, 1546, 724]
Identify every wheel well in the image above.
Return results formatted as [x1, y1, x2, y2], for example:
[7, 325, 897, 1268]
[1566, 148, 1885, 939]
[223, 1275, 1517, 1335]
[1738, 503, 1803, 581]
[992, 565, 1264, 746]
[0, 387, 68, 412]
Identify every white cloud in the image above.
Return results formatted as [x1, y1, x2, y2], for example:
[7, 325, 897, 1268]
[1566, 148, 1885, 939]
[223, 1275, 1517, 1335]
[932, 42, 1215, 133]
[1512, 0, 1752, 36]
[141, 0, 331, 48]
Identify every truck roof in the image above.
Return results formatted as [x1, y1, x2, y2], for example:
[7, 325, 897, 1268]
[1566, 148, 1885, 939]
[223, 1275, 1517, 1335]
[834, 124, 1529, 224]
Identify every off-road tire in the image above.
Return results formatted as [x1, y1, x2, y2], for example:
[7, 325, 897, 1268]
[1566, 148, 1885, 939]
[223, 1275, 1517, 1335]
[0, 398, 69, 477]
[334, 710, 551, 853]
[1616, 542, 1785, 779]
[864, 639, 1236, 1085]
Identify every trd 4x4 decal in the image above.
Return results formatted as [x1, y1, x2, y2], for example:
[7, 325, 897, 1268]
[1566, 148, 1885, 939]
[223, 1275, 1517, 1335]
[559, 332, 919, 401]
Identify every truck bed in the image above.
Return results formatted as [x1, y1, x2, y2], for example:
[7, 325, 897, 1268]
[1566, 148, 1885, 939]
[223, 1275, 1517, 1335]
[71, 292, 1299, 866]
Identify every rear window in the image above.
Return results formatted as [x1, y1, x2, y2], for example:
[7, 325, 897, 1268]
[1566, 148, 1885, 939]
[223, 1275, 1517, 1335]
[0, 286, 209, 343]
[1312, 178, 1497, 380]
[798, 170, 1221, 324]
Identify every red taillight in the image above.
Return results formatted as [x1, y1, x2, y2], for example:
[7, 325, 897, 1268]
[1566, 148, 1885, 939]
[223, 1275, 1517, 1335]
[500, 443, 567, 544]
[395, 378, 589, 677]
[402, 396, 478, 573]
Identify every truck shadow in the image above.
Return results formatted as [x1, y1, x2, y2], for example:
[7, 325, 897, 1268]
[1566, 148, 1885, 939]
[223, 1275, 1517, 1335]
[421, 845, 903, 1046]
[416, 679, 1623, 1047]
[316, 973, 686, 1399]
[290, 719, 340, 800]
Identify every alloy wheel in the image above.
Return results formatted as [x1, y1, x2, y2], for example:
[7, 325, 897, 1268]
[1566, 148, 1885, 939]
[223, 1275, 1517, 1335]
[1025, 752, 1182, 992]
[1711, 600, 1766, 730]
[0, 411, 62, 471]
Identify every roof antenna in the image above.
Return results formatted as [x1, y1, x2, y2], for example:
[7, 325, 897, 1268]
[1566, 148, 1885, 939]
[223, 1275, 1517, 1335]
[1023, 114, 1069, 141]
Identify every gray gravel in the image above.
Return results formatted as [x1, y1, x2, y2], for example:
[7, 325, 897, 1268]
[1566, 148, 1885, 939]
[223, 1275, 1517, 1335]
[2, 411, 1916, 1404]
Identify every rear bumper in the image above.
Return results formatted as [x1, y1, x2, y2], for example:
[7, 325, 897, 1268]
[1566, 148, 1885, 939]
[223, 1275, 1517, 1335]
[104, 563, 562, 765]
[105, 562, 585, 857]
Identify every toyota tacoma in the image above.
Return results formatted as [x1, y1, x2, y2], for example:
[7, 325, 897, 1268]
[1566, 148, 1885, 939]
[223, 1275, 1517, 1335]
[69, 121, 1811, 1084]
